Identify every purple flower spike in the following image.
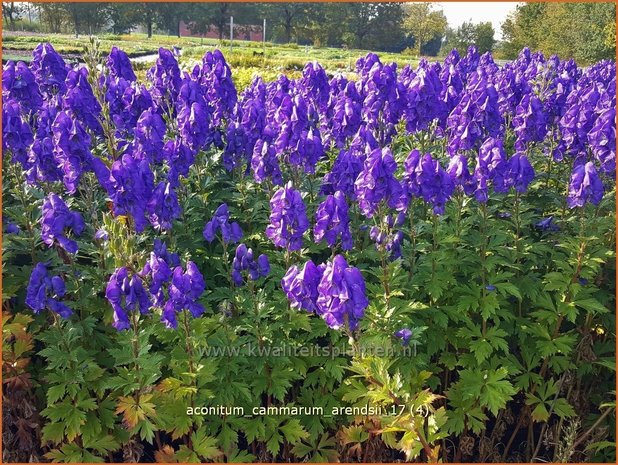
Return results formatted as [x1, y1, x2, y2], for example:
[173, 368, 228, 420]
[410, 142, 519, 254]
[567, 161, 604, 208]
[231, 244, 269, 286]
[313, 191, 353, 250]
[40, 193, 85, 254]
[266, 182, 309, 251]
[162, 261, 206, 328]
[203, 203, 243, 244]
[26, 263, 73, 319]
[148, 182, 181, 231]
[106, 267, 152, 331]
[354, 147, 403, 218]
[316, 255, 368, 330]
[394, 328, 413, 346]
[281, 260, 324, 313]
[401, 150, 454, 214]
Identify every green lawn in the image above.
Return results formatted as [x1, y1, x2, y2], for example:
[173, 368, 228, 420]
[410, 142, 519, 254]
[2, 31, 418, 87]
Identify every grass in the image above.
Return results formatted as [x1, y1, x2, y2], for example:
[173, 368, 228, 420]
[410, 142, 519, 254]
[2, 31, 418, 87]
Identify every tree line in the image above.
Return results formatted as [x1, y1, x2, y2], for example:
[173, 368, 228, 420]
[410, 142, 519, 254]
[500, 2, 615, 64]
[3, 2, 493, 56]
[3, 2, 615, 62]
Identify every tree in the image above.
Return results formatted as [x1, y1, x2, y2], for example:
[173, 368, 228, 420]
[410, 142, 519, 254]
[154, 3, 193, 38]
[2, 2, 22, 30]
[343, 2, 374, 49]
[61, 3, 109, 37]
[262, 3, 313, 43]
[474, 22, 495, 54]
[187, 3, 256, 41]
[107, 3, 140, 34]
[500, 2, 615, 64]
[136, 3, 158, 39]
[450, 21, 476, 53]
[448, 21, 495, 54]
[403, 3, 448, 56]
[39, 3, 65, 33]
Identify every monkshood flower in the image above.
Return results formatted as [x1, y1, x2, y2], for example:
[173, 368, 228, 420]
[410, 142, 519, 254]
[97, 151, 155, 232]
[439, 49, 465, 115]
[163, 139, 197, 186]
[349, 125, 380, 155]
[26, 102, 64, 185]
[327, 79, 363, 147]
[105, 79, 154, 134]
[460, 46, 481, 76]
[135, 108, 167, 159]
[203, 203, 243, 244]
[30, 43, 68, 96]
[251, 140, 283, 185]
[475, 137, 508, 200]
[177, 102, 213, 152]
[447, 155, 477, 196]
[199, 49, 237, 125]
[63, 67, 103, 135]
[503, 153, 535, 194]
[567, 161, 604, 208]
[588, 106, 616, 174]
[26, 263, 73, 319]
[354, 147, 403, 218]
[2, 99, 33, 168]
[3, 217, 21, 235]
[266, 182, 309, 251]
[40, 193, 85, 254]
[446, 68, 502, 154]
[370, 226, 404, 260]
[106, 267, 151, 331]
[356, 52, 382, 78]
[141, 251, 171, 306]
[106, 46, 137, 81]
[94, 229, 108, 242]
[2, 61, 43, 111]
[299, 61, 330, 112]
[141, 239, 182, 306]
[360, 60, 406, 144]
[281, 260, 324, 313]
[320, 149, 364, 199]
[162, 262, 206, 329]
[402, 60, 446, 133]
[222, 117, 251, 172]
[316, 255, 369, 331]
[147, 182, 181, 231]
[535, 216, 560, 232]
[401, 150, 454, 214]
[147, 48, 182, 108]
[231, 244, 270, 286]
[560, 82, 600, 158]
[314, 191, 353, 250]
[394, 328, 412, 346]
[513, 94, 547, 151]
[51, 110, 93, 194]
[290, 127, 324, 174]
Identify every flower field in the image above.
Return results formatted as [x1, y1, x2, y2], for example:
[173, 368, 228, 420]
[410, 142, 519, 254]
[2, 40, 616, 463]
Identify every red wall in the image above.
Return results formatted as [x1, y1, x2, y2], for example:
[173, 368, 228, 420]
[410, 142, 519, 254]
[180, 21, 263, 42]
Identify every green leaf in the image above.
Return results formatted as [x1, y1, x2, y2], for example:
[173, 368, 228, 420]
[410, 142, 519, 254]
[192, 429, 222, 460]
[42, 421, 65, 445]
[280, 419, 309, 445]
[574, 298, 609, 315]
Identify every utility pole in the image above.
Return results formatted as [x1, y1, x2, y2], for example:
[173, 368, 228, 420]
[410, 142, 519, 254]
[263, 18, 266, 55]
[230, 16, 233, 54]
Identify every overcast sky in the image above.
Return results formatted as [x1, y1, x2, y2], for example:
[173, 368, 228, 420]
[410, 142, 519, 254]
[437, 2, 521, 40]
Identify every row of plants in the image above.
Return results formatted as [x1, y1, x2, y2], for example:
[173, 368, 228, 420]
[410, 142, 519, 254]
[2, 39, 615, 462]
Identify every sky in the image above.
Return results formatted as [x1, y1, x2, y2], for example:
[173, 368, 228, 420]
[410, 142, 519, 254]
[437, 2, 521, 40]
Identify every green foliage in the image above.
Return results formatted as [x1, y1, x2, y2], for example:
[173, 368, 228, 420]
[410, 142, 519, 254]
[500, 2, 616, 64]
